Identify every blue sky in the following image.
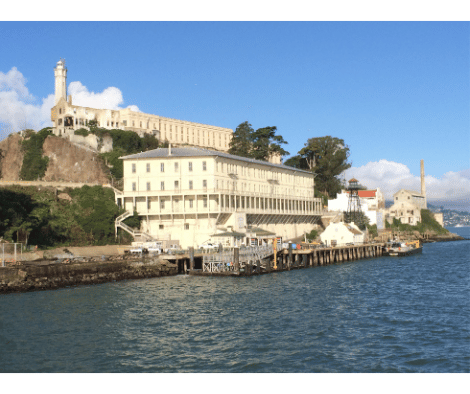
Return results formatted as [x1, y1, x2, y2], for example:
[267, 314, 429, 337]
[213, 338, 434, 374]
[0, 21, 469, 207]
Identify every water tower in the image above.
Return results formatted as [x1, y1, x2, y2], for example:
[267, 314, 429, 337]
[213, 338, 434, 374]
[345, 178, 362, 224]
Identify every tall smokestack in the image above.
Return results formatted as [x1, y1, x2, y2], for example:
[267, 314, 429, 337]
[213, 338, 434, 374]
[420, 159, 427, 208]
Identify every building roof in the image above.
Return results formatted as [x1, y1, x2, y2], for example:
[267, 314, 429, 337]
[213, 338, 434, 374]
[247, 227, 276, 236]
[345, 224, 363, 235]
[211, 231, 246, 238]
[358, 190, 377, 198]
[344, 189, 377, 198]
[394, 189, 425, 198]
[120, 147, 313, 174]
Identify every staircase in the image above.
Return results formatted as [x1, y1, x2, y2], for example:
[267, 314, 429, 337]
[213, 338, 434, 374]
[115, 211, 155, 241]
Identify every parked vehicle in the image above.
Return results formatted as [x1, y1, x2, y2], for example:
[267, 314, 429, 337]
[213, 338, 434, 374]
[198, 242, 218, 251]
[129, 247, 148, 254]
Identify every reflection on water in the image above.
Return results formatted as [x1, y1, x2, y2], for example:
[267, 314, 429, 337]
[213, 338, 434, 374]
[1, 230, 469, 372]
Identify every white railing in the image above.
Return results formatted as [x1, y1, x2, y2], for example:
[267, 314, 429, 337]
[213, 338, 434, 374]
[202, 244, 276, 273]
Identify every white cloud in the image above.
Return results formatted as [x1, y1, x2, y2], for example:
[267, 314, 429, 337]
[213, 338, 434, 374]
[0, 67, 140, 139]
[343, 160, 470, 205]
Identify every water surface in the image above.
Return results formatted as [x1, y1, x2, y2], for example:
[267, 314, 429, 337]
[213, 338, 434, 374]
[1, 227, 468, 372]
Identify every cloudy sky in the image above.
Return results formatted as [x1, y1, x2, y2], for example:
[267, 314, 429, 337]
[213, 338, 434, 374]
[0, 17, 468, 210]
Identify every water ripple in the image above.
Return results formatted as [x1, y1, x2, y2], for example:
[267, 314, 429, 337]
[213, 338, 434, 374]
[1, 235, 469, 372]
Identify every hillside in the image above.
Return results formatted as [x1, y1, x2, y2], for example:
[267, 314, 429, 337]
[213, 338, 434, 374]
[0, 132, 110, 183]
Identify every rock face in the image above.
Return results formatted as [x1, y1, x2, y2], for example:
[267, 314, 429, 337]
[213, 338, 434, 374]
[0, 134, 110, 183]
[0, 258, 178, 294]
[42, 135, 110, 183]
[0, 134, 24, 180]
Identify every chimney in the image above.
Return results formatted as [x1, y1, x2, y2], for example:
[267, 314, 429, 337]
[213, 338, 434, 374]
[420, 159, 427, 208]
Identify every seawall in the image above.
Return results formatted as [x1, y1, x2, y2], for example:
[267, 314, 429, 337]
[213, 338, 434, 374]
[0, 257, 178, 294]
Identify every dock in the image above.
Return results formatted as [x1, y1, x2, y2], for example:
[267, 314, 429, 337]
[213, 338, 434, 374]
[183, 243, 385, 276]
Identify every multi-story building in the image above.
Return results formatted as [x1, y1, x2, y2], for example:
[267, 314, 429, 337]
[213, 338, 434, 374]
[50, 60, 233, 152]
[386, 189, 426, 225]
[116, 146, 323, 248]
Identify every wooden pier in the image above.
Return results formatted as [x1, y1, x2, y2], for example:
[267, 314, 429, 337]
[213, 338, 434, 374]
[187, 243, 385, 277]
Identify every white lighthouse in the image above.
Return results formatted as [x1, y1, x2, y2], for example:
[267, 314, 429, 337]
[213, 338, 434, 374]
[54, 59, 67, 104]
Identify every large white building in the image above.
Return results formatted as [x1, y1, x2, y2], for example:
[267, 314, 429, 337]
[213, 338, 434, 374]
[116, 147, 323, 248]
[50, 59, 233, 152]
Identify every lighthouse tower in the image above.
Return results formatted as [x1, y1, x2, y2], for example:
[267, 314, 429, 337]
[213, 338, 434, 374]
[54, 59, 67, 104]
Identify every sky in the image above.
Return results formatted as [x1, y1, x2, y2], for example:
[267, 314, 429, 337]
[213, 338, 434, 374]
[0, 17, 469, 209]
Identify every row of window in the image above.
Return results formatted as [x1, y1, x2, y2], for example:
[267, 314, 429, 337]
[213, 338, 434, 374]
[131, 161, 312, 186]
[131, 180, 311, 196]
[132, 161, 207, 174]
[144, 199, 208, 210]
[157, 224, 190, 230]
[132, 179, 209, 191]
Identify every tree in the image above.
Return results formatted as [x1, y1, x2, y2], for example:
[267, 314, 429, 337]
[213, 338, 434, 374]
[228, 121, 254, 158]
[285, 136, 351, 198]
[250, 126, 289, 162]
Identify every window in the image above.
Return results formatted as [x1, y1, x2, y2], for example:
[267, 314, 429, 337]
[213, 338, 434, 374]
[160, 200, 165, 209]
[159, 224, 164, 229]
[203, 198, 208, 208]
[203, 180, 207, 189]
[161, 181, 165, 190]
[174, 180, 179, 190]
[147, 200, 151, 209]
[202, 161, 207, 171]
[147, 182, 151, 191]
[146, 163, 150, 173]
[188, 162, 193, 171]
[132, 182, 136, 191]
[174, 162, 179, 172]
[189, 180, 193, 190]
[189, 200, 193, 208]
[184, 223, 189, 230]
[161, 163, 165, 172]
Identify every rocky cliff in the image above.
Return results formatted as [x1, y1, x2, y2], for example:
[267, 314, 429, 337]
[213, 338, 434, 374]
[0, 134, 24, 180]
[0, 133, 110, 183]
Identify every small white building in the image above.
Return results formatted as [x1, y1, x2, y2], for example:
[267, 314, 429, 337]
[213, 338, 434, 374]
[327, 188, 385, 225]
[320, 221, 365, 247]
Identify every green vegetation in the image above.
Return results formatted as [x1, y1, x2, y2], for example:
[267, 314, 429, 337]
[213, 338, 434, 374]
[305, 229, 319, 242]
[84, 128, 161, 181]
[367, 224, 378, 239]
[228, 121, 289, 161]
[284, 136, 351, 198]
[386, 209, 449, 235]
[74, 128, 90, 137]
[123, 210, 142, 228]
[0, 185, 125, 247]
[19, 127, 52, 180]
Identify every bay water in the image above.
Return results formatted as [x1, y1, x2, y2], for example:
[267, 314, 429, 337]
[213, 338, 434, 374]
[1, 227, 468, 373]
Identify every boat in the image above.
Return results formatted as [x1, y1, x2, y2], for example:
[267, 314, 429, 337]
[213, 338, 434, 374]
[383, 240, 423, 256]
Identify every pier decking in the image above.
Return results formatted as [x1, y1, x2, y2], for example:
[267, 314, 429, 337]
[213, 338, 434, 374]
[187, 243, 384, 276]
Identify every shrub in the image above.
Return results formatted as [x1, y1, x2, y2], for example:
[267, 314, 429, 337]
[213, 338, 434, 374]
[19, 127, 52, 180]
[74, 128, 90, 137]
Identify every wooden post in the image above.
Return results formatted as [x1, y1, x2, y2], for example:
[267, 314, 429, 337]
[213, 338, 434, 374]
[189, 247, 195, 270]
[273, 241, 277, 270]
[303, 253, 307, 268]
[234, 246, 240, 273]
[288, 242, 293, 270]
